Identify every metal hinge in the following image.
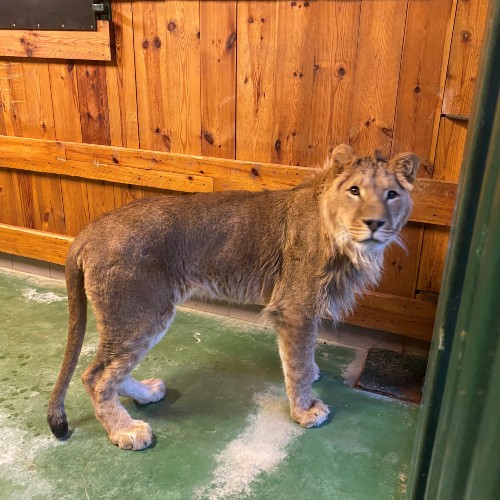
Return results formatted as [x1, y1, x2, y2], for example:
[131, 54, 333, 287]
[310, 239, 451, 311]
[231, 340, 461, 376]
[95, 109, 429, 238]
[92, 2, 111, 21]
[441, 113, 470, 122]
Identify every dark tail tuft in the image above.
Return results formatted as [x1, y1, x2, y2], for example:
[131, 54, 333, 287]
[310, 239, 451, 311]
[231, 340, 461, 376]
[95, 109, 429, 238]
[47, 409, 69, 439]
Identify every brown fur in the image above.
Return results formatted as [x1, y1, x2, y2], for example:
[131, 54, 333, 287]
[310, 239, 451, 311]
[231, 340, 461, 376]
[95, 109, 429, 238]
[47, 144, 418, 450]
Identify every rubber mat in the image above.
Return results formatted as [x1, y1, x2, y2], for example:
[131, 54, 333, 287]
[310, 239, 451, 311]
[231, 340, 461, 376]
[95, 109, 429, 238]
[356, 348, 427, 404]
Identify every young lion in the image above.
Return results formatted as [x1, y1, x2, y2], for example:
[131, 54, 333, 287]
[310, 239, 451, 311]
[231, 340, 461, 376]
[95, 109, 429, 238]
[48, 144, 418, 450]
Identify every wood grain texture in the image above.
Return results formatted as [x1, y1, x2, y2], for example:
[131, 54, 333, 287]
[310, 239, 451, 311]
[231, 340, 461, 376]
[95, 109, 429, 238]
[376, 225, 423, 298]
[417, 117, 468, 293]
[392, 0, 455, 165]
[268, 0, 316, 166]
[113, 184, 145, 209]
[417, 0, 488, 294]
[133, 1, 201, 154]
[0, 136, 456, 225]
[0, 59, 66, 233]
[106, 1, 140, 149]
[349, 1, 408, 156]
[347, 291, 437, 341]
[134, 1, 170, 152]
[201, 1, 236, 158]
[0, 223, 72, 265]
[236, 1, 277, 163]
[0, 169, 20, 225]
[307, 1, 361, 167]
[76, 62, 117, 222]
[0, 21, 111, 61]
[47, 60, 89, 236]
[442, 0, 490, 115]
[163, 1, 201, 154]
[0, 137, 212, 193]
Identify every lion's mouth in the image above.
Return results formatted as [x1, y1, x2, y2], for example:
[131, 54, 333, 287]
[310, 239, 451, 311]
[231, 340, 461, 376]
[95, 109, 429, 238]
[359, 237, 385, 245]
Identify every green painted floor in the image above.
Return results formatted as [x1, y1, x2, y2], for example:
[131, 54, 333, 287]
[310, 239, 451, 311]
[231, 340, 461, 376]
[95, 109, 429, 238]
[0, 268, 419, 499]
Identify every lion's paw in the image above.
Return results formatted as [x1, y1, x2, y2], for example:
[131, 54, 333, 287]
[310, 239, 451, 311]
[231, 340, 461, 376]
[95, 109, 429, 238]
[109, 420, 153, 450]
[292, 399, 330, 428]
[135, 378, 166, 404]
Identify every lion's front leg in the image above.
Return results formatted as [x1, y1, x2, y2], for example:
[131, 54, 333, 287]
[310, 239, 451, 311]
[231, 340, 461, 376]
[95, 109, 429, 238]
[276, 317, 330, 428]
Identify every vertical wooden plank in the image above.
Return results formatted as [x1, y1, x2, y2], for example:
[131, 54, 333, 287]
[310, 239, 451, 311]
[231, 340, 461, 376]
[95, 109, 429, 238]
[417, 0, 489, 294]
[441, 0, 490, 115]
[201, 0, 236, 159]
[133, 0, 170, 151]
[106, 1, 140, 149]
[270, 0, 316, 166]
[0, 60, 23, 137]
[48, 62, 82, 142]
[134, 0, 201, 155]
[48, 61, 90, 236]
[105, 2, 143, 209]
[113, 184, 144, 209]
[0, 169, 19, 225]
[236, 1, 278, 163]
[163, 0, 201, 154]
[86, 180, 117, 221]
[306, 1, 362, 167]
[77, 64, 111, 147]
[377, 0, 454, 298]
[392, 0, 455, 165]
[237, 0, 319, 166]
[77, 63, 116, 222]
[31, 172, 66, 233]
[348, 1, 408, 156]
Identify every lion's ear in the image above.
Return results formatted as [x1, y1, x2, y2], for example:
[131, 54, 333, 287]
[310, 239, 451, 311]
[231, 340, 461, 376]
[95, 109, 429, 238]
[331, 143, 355, 164]
[327, 144, 355, 173]
[388, 153, 419, 190]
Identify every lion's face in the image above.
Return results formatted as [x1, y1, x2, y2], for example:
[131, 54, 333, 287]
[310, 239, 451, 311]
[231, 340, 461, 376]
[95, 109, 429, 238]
[322, 145, 418, 253]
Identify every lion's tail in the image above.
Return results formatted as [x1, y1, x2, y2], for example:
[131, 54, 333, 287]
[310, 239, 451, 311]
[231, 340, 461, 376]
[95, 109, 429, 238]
[47, 246, 87, 439]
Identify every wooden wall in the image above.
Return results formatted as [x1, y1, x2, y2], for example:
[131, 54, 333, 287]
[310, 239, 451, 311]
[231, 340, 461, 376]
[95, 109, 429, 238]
[0, 0, 490, 339]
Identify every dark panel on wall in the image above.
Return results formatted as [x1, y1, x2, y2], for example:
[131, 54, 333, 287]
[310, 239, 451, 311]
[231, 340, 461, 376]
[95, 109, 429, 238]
[0, 0, 98, 31]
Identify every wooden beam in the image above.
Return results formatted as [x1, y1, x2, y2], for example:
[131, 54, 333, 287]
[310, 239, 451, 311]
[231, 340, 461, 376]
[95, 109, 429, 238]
[0, 223, 436, 339]
[347, 291, 436, 341]
[0, 21, 112, 61]
[0, 135, 456, 225]
[0, 136, 212, 193]
[0, 223, 72, 265]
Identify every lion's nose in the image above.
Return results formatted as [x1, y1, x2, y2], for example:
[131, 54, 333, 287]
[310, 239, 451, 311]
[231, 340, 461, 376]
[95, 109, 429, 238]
[363, 219, 385, 232]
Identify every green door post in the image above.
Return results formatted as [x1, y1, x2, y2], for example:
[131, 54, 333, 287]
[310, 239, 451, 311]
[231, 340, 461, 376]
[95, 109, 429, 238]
[407, 3, 500, 499]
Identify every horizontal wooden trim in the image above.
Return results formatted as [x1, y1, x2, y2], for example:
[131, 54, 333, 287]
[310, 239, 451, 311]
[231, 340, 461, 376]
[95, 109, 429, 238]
[0, 224, 72, 265]
[0, 223, 436, 339]
[0, 21, 111, 61]
[410, 179, 457, 226]
[347, 291, 436, 341]
[0, 135, 456, 225]
[0, 136, 212, 193]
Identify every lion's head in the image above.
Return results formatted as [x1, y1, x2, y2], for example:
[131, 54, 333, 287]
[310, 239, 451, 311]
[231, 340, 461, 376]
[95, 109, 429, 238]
[321, 144, 419, 259]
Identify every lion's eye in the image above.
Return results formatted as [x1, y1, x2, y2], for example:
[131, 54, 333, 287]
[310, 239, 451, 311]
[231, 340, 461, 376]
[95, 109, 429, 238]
[349, 186, 360, 196]
[387, 190, 399, 200]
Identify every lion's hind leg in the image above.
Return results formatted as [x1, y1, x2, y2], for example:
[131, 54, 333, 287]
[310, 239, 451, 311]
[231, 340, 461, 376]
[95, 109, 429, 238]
[82, 311, 173, 450]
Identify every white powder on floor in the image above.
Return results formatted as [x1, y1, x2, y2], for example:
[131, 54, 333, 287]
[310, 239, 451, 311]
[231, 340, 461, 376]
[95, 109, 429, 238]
[0, 410, 63, 497]
[195, 386, 303, 499]
[21, 288, 67, 304]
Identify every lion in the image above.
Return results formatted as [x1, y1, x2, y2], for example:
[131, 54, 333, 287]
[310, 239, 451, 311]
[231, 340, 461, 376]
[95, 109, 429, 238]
[47, 144, 418, 450]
